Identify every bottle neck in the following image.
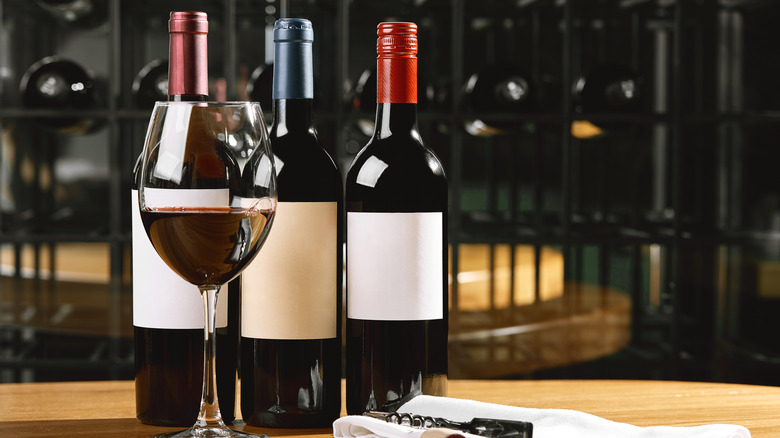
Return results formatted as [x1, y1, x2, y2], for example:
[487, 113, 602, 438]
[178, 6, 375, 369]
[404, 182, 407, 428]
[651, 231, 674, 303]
[272, 19, 314, 101]
[376, 22, 418, 105]
[376, 57, 417, 105]
[374, 28, 418, 140]
[271, 19, 315, 136]
[272, 98, 314, 134]
[373, 102, 419, 140]
[272, 46, 314, 101]
[168, 19, 208, 97]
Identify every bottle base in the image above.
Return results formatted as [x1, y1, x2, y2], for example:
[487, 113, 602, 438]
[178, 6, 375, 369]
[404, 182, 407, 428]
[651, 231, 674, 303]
[243, 410, 340, 429]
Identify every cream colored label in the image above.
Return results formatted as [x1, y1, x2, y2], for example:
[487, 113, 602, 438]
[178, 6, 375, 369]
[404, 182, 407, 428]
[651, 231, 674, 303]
[241, 202, 338, 339]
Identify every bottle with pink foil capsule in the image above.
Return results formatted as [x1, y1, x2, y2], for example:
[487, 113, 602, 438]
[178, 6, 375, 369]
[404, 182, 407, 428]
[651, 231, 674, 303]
[132, 11, 237, 427]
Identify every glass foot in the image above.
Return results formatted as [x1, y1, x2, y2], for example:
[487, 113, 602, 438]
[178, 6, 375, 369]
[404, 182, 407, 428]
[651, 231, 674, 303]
[152, 426, 268, 438]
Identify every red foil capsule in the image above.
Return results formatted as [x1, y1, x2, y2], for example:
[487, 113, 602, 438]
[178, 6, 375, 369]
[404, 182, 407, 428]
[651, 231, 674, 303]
[168, 11, 208, 98]
[376, 22, 417, 104]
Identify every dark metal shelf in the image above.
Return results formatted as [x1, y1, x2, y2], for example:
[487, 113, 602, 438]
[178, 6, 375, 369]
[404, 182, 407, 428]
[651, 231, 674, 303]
[1, 0, 779, 385]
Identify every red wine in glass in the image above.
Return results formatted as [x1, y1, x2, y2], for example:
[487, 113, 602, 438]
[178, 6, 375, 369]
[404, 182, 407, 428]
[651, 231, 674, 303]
[141, 206, 274, 286]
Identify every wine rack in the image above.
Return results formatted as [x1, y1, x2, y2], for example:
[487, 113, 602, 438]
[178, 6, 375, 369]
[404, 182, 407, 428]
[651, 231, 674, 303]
[2, 0, 780, 386]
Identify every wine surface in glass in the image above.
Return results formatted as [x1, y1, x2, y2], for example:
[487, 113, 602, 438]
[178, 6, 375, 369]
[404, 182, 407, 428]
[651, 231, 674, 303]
[141, 207, 273, 286]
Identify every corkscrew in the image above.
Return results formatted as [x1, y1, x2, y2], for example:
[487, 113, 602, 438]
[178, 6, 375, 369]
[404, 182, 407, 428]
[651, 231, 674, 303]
[363, 411, 533, 438]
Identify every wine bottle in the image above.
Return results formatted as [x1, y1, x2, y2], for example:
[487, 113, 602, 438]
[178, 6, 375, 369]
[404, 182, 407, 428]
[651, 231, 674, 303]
[240, 18, 342, 428]
[132, 59, 168, 109]
[246, 19, 276, 118]
[19, 56, 101, 134]
[463, 63, 534, 136]
[345, 22, 448, 415]
[133, 11, 236, 426]
[247, 64, 273, 116]
[571, 63, 644, 139]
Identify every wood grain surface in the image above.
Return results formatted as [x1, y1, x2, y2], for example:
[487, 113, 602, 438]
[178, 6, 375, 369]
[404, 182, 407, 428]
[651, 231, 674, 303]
[2, 379, 778, 437]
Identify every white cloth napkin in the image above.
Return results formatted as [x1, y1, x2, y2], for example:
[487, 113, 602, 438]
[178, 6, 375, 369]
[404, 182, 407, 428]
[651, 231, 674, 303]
[333, 395, 751, 438]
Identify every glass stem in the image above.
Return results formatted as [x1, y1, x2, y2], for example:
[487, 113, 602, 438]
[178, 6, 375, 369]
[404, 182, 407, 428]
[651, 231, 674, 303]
[196, 284, 226, 429]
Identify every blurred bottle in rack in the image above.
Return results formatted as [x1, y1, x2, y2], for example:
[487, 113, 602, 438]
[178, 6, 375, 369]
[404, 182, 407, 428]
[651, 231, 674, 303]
[571, 63, 644, 139]
[350, 67, 437, 126]
[132, 59, 168, 109]
[35, 0, 107, 30]
[247, 64, 274, 115]
[132, 59, 229, 109]
[347, 68, 378, 138]
[463, 63, 535, 137]
[246, 13, 278, 118]
[20, 56, 101, 134]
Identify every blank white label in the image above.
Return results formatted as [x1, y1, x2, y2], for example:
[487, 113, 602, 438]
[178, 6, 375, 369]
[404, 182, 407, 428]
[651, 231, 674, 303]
[242, 202, 338, 339]
[347, 212, 443, 321]
[132, 189, 228, 329]
[143, 187, 230, 209]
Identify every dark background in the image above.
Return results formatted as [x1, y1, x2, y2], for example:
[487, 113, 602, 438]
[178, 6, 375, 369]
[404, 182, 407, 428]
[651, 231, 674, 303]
[2, 0, 780, 387]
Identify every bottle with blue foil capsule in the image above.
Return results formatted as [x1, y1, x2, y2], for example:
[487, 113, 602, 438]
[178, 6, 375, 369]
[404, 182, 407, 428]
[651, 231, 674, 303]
[240, 18, 343, 428]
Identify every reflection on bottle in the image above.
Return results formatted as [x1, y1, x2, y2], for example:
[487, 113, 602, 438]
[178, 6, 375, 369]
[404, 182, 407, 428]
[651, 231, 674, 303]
[571, 63, 644, 139]
[463, 63, 534, 137]
[20, 56, 101, 134]
[296, 361, 324, 410]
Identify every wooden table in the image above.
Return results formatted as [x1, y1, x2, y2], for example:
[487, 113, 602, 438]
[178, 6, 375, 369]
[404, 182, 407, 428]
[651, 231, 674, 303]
[2, 379, 778, 437]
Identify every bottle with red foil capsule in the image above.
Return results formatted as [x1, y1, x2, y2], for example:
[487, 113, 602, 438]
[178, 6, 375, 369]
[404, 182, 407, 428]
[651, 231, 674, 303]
[132, 11, 237, 426]
[345, 22, 448, 415]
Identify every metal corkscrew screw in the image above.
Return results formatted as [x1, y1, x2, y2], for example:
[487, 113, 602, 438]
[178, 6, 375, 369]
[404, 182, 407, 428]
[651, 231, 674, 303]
[363, 411, 533, 438]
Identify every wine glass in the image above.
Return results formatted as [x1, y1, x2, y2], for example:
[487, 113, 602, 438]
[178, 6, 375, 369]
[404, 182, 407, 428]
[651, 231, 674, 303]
[138, 101, 276, 438]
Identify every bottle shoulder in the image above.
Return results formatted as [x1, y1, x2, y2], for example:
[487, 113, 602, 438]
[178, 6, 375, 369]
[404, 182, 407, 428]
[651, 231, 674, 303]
[347, 134, 445, 182]
[345, 133, 447, 212]
[269, 133, 338, 171]
[270, 131, 342, 202]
